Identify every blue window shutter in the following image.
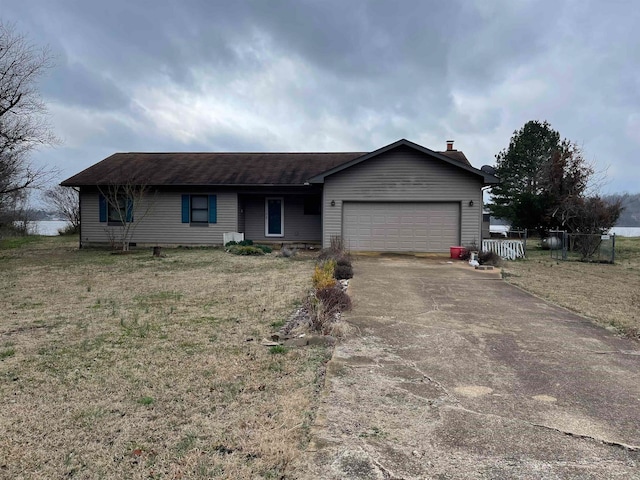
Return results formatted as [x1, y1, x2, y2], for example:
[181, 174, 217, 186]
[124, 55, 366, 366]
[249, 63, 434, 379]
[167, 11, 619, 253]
[99, 194, 107, 222]
[125, 198, 133, 223]
[181, 195, 190, 223]
[208, 195, 217, 223]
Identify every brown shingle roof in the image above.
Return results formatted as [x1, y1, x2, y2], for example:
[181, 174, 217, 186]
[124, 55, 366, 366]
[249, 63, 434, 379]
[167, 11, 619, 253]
[437, 150, 471, 166]
[60, 152, 367, 187]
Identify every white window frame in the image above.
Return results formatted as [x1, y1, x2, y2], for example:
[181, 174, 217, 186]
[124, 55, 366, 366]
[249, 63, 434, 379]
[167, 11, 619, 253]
[265, 197, 284, 237]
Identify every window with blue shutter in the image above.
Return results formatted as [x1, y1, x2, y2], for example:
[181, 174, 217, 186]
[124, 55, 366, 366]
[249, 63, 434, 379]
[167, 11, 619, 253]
[181, 195, 190, 223]
[125, 198, 133, 223]
[99, 194, 107, 222]
[182, 194, 217, 224]
[208, 195, 217, 223]
[105, 195, 131, 223]
[190, 195, 208, 223]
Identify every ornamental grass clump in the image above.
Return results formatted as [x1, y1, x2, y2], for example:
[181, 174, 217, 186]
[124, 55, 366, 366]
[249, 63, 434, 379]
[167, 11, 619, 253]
[312, 259, 336, 290]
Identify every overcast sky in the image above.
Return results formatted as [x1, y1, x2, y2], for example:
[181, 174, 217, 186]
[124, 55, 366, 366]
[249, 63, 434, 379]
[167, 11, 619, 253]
[1, 0, 639, 195]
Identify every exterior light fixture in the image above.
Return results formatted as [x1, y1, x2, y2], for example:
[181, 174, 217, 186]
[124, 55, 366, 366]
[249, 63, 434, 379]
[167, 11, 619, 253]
[468, 200, 474, 207]
[330, 200, 336, 207]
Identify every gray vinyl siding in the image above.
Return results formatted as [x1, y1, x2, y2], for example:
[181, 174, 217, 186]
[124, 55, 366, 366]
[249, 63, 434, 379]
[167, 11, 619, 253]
[322, 146, 483, 250]
[243, 195, 322, 243]
[80, 190, 237, 246]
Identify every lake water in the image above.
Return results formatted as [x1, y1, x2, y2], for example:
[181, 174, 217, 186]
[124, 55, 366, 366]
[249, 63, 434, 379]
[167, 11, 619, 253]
[490, 225, 640, 237]
[610, 227, 640, 237]
[31, 220, 70, 236]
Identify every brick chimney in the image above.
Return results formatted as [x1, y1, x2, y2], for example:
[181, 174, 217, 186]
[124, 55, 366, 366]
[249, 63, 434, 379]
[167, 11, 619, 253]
[446, 140, 454, 151]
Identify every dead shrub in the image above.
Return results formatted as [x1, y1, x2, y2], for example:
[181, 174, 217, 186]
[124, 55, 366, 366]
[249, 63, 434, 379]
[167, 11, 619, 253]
[316, 286, 352, 313]
[306, 296, 328, 334]
[318, 249, 352, 265]
[309, 286, 352, 334]
[479, 250, 502, 266]
[318, 236, 351, 263]
[329, 235, 345, 252]
[335, 254, 352, 266]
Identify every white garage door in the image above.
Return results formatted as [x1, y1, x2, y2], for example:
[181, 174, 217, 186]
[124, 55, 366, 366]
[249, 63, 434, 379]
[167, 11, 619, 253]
[343, 202, 460, 252]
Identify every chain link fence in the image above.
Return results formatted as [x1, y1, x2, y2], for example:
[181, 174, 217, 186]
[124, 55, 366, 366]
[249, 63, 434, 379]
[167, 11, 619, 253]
[548, 230, 616, 263]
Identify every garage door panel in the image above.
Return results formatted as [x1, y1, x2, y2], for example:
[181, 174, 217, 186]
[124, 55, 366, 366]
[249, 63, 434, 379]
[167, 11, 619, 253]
[343, 202, 459, 252]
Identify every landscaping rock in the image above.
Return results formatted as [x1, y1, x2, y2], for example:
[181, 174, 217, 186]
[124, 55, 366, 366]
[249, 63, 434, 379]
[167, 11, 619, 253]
[475, 265, 494, 271]
[284, 337, 310, 347]
[271, 333, 289, 342]
[307, 335, 337, 347]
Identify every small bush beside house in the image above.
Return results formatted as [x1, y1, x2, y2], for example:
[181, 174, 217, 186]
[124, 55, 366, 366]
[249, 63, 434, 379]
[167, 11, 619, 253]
[227, 245, 265, 256]
[225, 239, 273, 256]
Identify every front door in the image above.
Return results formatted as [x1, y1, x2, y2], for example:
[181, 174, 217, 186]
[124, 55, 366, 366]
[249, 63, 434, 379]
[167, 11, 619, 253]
[265, 197, 284, 237]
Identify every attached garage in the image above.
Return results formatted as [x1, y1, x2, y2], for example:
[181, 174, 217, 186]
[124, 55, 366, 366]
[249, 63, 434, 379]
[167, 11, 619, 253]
[343, 202, 460, 252]
[311, 140, 496, 252]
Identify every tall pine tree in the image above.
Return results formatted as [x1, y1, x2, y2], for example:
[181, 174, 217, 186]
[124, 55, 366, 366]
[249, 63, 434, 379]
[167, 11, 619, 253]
[490, 120, 563, 234]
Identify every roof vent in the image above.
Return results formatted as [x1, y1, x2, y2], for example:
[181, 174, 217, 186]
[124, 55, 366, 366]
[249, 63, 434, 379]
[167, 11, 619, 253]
[446, 140, 454, 151]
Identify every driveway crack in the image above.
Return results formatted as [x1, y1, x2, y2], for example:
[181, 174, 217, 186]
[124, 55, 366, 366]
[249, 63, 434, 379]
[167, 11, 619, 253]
[404, 361, 460, 404]
[528, 422, 640, 452]
[444, 405, 640, 453]
[371, 457, 405, 480]
[520, 348, 640, 356]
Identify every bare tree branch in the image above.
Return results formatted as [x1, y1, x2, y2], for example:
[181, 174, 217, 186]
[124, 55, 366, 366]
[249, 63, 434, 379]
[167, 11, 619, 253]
[98, 175, 156, 251]
[0, 22, 59, 222]
[43, 185, 79, 231]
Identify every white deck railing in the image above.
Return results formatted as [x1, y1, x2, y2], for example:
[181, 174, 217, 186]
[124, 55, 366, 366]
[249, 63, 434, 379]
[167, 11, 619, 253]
[482, 239, 525, 260]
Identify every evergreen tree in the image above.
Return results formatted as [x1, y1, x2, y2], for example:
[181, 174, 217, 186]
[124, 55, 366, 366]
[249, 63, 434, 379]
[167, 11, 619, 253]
[490, 120, 562, 234]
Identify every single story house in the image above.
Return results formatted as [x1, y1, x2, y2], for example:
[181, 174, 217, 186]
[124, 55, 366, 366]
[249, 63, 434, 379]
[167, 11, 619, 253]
[60, 138, 498, 252]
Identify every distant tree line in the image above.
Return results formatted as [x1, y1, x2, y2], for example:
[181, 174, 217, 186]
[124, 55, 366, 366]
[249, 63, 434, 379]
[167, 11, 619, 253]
[603, 193, 640, 227]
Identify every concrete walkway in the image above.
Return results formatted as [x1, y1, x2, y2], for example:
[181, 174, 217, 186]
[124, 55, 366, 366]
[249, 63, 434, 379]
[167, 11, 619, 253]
[302, 257, 640, 479]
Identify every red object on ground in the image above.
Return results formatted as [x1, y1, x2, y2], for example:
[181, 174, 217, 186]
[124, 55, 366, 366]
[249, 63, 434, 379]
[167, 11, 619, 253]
[450, 246, 466, 259]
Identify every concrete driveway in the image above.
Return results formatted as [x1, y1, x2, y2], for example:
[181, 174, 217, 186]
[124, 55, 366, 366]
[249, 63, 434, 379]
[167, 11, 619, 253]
[302, 257, 640, 479]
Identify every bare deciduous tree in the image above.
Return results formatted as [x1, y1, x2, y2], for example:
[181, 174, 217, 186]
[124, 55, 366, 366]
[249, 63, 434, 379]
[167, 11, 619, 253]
[0, 22, 58, 225]
[44, 185, 79, 233]
[0, 189, 32, 234]
[99, 179, 155, 251]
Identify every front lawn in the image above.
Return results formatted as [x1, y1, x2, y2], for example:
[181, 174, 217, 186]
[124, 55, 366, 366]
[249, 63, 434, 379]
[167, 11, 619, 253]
[0, 236, 327, 478]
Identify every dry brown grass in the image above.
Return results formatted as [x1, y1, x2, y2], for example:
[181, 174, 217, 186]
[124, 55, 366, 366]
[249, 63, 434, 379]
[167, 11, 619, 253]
[0, 236, 330, 479]
[502, 236, 640, 338]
